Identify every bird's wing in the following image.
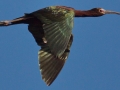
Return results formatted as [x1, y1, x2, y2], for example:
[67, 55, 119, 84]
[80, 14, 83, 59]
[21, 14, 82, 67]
[39, 34, 73, 86]
[31, 6, 74, 57]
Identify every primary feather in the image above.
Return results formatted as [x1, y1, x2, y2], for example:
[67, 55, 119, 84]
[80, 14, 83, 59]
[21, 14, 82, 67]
[38, 35, 73, 86]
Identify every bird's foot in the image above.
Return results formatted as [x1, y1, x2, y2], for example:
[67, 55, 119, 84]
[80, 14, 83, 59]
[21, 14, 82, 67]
[0, 21, 11, 26]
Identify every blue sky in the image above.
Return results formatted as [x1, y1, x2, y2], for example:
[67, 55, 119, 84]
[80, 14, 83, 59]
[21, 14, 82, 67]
[0, 0, 120, 90]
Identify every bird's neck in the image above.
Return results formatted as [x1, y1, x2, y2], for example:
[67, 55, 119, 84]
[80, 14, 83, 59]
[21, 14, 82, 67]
[74, 10, 102, 17]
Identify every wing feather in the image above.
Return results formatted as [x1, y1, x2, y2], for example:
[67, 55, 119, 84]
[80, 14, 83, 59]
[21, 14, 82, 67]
[29, 6, 74, 86]
[32, 6, 74, 57]
[38, 34, 73, 86]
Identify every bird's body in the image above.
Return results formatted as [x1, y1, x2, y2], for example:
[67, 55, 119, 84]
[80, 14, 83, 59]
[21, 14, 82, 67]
[0, 6, 120, 86]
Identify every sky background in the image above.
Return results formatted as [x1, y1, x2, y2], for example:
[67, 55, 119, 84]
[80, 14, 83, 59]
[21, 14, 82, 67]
[0, 0, 120, 90]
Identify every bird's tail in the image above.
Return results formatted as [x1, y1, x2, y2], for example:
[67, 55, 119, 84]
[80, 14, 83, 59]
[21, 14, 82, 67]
[0, 14, 34, 26]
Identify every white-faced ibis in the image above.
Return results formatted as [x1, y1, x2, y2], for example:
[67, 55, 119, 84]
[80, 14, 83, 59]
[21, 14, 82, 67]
[0, 6, 120, 86]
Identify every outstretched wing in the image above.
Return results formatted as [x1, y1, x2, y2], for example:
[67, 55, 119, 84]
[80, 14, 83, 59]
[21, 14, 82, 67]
[38, 35, 73, 86]
[31, 6, 74, 57]
[28, 6, 74, 85]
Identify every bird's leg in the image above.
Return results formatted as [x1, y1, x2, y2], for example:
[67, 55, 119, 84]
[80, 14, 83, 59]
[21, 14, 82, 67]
[0, 16, 33, 26]
[0, 17, 25, 26]
[0, 20, 11, 26]
[0, 18, 24, 26]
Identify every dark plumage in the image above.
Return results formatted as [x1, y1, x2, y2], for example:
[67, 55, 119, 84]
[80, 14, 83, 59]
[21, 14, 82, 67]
[0, 6, 120, 86]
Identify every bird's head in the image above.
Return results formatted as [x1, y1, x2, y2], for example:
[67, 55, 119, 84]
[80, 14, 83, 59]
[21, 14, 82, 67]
[89, 8, 120, 17]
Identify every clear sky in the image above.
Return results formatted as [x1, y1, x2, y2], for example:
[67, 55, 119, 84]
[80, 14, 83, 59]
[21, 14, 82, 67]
[0, 0, 120, 90]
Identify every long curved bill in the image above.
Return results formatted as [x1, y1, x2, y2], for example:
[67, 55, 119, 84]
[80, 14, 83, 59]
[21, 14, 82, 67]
[105, 10, 120, 15]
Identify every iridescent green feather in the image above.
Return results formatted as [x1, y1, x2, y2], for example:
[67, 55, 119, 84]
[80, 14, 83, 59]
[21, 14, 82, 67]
[29, 6, 74, 85]
[31, 6, 74, 57]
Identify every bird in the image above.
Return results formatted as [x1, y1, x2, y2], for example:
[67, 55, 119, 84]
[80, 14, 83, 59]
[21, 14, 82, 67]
[0, 6, 120, 86]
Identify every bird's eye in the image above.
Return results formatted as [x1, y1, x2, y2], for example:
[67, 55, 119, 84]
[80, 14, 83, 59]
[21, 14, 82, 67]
[99, 9, 103, 12]
[99, 9, 105, 14]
